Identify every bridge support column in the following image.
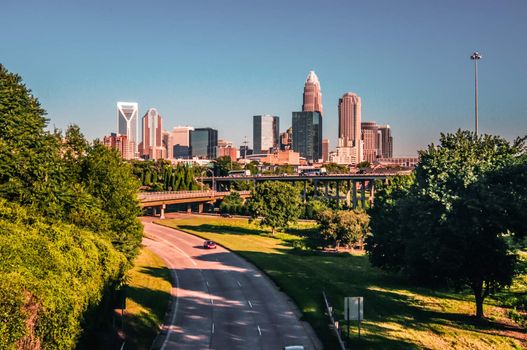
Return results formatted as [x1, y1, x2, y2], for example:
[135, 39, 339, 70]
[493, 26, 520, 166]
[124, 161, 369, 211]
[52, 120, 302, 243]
[369, 181, 375, 207]
[361, 180, 366, 209]
[314, 180, 318, 198]
[352, 181, 358, 208]
[325, 182, 329, 197]
[186, 203, 192, 213]
[160, 204, 166, 219]
[303, 180, 307, 203]
[198, 203, 204, 213]
[336, 180, 340, 208]
[152, 206, 157, 217]
[346, 180, 351, 208]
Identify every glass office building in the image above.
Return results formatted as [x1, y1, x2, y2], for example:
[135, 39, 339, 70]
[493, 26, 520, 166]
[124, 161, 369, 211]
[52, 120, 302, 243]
[292, 111, 322, 162]
[190, 128, 218, 159]
[253, 115, 279, 154]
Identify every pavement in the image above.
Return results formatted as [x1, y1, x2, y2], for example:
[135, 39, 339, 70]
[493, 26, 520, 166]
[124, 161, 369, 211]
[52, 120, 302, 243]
[142, 217, 322, 350]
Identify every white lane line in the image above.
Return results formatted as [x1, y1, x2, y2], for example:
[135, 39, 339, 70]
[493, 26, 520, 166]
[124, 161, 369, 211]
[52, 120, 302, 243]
[212, 322, 215, 334]
[257, 325, 262, 336]
[159, 257, 180, 350]
[206, 281, 209, 287]
[210, 298, 214, 305]
[237, 280, 242, 287]
[149, 230, 198, 266]
[248, 300, 253, 308]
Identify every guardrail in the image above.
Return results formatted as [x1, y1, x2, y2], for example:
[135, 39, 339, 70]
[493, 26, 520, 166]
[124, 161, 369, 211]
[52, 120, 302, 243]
[322, 290, 346, 350]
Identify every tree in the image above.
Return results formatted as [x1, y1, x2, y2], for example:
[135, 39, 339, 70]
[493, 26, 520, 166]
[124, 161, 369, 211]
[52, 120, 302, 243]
[215, 156, 241, 176]
[219, 192, 244, 214]
[317, 210, 370, 250]
[247, 181, 302, 234]
[325, 163, 349, 174]
[366, 130, 526, 318]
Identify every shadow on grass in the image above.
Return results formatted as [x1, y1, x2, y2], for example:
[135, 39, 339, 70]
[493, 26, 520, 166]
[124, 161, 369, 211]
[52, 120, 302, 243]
[178, 223, 262, 236]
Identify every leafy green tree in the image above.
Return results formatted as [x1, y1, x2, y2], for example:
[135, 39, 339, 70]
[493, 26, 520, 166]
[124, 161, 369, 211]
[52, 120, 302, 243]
[325, 163, 349, 174]
[219, 192, 244, 214]
[245, 161, 259, 175]
[215, 156, 241, 176]
[317, 210, 370, 250]
[366, 130, 526, 318]
[247, 181, 301, 235]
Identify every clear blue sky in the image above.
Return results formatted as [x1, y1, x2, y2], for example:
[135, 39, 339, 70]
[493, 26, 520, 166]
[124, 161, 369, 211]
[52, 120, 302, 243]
[1, 0, 526, 156]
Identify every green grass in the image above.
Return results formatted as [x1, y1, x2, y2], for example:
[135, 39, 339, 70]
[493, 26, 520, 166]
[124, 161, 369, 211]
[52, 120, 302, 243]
[124, 247, 172, 350]
[156, 215, 526, 350]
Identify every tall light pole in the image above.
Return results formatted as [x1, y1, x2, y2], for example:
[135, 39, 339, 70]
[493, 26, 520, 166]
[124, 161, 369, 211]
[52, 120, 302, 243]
[470, 51, 482, 135]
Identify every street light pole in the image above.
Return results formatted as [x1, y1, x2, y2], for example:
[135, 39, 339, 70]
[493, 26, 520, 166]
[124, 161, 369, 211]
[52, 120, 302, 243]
[470, 51, 482, 135]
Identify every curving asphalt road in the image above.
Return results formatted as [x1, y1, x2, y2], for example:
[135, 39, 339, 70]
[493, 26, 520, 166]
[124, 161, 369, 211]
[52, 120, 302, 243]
[142, 217, 322, 350]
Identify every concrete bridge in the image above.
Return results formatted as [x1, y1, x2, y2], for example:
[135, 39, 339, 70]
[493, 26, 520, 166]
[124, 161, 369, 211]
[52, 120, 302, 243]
[138, 190, 250, 218]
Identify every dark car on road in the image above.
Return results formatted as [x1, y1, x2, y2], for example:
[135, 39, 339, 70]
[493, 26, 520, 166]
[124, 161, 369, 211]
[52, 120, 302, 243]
[203, 240, 217, 249]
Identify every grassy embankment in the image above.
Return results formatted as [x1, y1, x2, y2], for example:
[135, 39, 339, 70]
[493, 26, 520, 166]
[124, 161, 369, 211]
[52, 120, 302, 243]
[124, 247, 172, 350]
[157, 215, 526, 350]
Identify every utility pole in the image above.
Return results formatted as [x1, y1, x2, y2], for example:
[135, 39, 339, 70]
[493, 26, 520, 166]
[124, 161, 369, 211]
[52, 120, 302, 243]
[470, 51, 482, 135]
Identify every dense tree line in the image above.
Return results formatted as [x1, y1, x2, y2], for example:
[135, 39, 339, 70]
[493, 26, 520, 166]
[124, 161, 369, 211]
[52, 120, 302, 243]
[366, 130, 527, 318]
[0, 64, 142, 348]
[131, 159, 199, 191]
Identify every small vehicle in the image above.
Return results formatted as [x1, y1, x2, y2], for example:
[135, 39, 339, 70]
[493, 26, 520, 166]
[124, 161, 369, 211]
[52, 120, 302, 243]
[203, 240, 217, 249]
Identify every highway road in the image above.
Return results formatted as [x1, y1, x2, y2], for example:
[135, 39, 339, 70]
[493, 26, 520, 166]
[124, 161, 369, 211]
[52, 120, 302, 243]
[142, 218, 321, 350]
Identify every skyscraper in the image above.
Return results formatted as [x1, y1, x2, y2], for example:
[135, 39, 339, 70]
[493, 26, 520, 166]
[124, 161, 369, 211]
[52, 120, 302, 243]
[117, 102, 138, 157]
[292, 111, 322, 162]
[190, 128, 218, 159]
[338, 93, 362, 163]
[302, 71, 323, 115]
[253, 115, 279, 154]
[168, 126, 194, 159]
[361, 121, 379, 163]
[140, 108, 165, 160]
[378, 125, 393, 158]
[322, 138, 329, 163]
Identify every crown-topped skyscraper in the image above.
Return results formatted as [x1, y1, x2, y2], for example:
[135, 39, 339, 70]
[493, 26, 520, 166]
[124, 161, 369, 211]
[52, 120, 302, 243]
[302, 70, 323, 115]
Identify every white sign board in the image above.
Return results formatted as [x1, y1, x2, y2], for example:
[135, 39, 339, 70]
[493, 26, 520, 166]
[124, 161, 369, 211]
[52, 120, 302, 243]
[344, 297, 364, 321]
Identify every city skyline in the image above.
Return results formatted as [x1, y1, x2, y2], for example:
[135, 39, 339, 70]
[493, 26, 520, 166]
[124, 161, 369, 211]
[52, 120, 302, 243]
[2, 1, 526, 156]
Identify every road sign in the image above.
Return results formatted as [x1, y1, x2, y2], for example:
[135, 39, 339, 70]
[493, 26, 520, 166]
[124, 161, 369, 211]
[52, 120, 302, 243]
[344, 297, 363, 321]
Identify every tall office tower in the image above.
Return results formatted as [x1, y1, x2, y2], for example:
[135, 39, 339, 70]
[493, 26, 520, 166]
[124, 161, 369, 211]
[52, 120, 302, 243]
[140, 108, 165, 160]
[253, 115, 279, 154]
[292, 111, 322, 162]
[361, 121, 379, 163]
[378, 125, 393, 158]
[322, 138, 329, 163]
[103, 133, 133, 160]
[117, 102, 139, 157]
[302, 71, 323, 115]
[280, 127, 293, 150]
[217, 139, 237, 161]
[338, 92, 362, 163]
[168, 126, 194, 159]
[190, 128, 218, 159]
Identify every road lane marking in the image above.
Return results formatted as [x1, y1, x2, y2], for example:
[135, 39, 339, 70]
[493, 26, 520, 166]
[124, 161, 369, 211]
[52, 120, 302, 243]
[248, 300, 253, 308]
[257, 325, 262, 336]
[237, 280, 242, 287]
[212, 323, 215, 334]
[148, 231, 198, 266]
[206, 281, 209, 287]
[210, 298, 214, 305]
[159, 258, 180, 350]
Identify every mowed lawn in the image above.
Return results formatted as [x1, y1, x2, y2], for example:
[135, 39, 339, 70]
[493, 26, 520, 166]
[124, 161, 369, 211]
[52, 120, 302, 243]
[156, 215, 526, 350]
[125, 247, 172, 350]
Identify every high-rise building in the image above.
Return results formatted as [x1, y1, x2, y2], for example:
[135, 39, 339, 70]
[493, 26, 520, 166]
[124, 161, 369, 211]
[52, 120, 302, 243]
[330, 137, 362, 165]
[303, 71, 323, 115]
[103, 133, 133, 160]
[140, 108, 165, 160]
[292, 111, 322, 162]
[117, 102, 139, 157]
[322, 139, 329, 163]
[361, 121, 379, 163]
[378, 125, 393, 158]
[217, 139, 237, 161]
[338, 93, 362, 163]
[253, 115, 279, 154]
[190, 128, 218, 159]
[280, 127, 292, 150]
[168, 126, 194, 159]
